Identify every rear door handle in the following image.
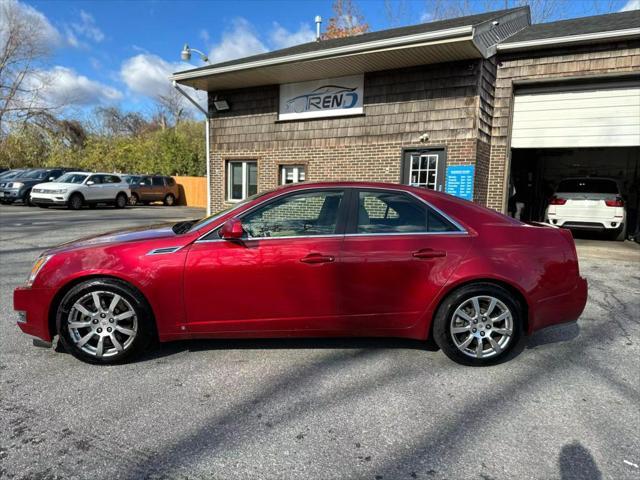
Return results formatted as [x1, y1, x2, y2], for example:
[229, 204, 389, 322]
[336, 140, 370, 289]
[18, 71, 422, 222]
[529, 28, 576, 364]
[412, 248, 446, 259]
[301, 253, 335, 264]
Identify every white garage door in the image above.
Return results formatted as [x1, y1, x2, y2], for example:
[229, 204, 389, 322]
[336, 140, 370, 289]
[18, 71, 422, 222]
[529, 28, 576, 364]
[511, 85, 640, 148]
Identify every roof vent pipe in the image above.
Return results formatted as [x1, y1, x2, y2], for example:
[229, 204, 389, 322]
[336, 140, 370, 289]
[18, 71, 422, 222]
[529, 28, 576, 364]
[315, 15, 322, 41]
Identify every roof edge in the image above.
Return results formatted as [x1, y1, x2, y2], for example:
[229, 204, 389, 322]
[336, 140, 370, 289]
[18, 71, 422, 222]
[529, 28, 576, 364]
[498, 27, 640, 51]
[171, 24, 474, 83]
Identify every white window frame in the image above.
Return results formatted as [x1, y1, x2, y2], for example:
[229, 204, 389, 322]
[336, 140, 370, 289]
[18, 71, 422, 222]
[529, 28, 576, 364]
[227, 160, 257, 202]
[409, 153, 439, 190]
[280, 165, 306, 185]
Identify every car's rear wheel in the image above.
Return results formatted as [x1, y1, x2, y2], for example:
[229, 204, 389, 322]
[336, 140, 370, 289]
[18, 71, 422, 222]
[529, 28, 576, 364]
[114, 193, 127, 209]
[68, 193, 83, 210]
[164, 194, 175, 206]
[433, 283, 522, 366]
[613, 223, 627, 242]
[56, 279, 155, 364]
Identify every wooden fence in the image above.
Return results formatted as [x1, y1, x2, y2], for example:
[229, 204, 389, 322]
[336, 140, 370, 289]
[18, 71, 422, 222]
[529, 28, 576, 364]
[172, 176, 207, 208]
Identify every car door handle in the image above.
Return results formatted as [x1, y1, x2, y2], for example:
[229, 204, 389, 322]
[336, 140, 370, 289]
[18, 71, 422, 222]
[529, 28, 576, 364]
[300, 253, 335, 264]
[412, 248, 446, 259]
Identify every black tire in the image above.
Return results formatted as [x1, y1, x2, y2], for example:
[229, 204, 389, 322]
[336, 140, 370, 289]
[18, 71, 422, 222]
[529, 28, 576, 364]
[432, 283, 523, 366]
[129, 193, 139, 206]
[115, 193, 127, 209]
[613, 223, 627, 242]
[23, 190, 34, 206]
[56, 278, 155, 365]
[163, 194, 175, 206]
[68, 193, 83, 210]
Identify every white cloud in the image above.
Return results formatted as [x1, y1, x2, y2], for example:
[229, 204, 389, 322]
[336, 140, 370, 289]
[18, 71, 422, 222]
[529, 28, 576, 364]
[620, 0, 639, 11]
[269, 22, 315, 49]
[71, 10, 104, 43]
[120, 53, 205, 108]
[208, 18, 267, 64]
[0, 0, 62, 48]
[26, 66, 122, 108]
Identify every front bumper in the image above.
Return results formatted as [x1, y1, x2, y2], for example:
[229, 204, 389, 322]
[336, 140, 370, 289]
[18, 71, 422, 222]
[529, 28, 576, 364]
[530, 276, 588, 334]
[30, 194, 68, 205]
[0, 188, 25, 201]
[14, 286, 54, 341]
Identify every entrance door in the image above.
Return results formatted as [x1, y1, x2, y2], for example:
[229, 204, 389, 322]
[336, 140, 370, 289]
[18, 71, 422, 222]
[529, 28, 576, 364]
[402, 149, 446, 191]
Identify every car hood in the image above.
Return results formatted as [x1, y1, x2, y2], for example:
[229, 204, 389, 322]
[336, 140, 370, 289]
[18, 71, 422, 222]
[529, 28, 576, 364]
[33, 181, 78, 190]
[43, 223, 183, 255]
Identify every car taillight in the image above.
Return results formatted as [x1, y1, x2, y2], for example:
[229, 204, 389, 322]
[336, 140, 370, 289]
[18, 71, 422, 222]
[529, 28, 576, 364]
[604, 197, 624, 207]
[549, 196, 566, 205]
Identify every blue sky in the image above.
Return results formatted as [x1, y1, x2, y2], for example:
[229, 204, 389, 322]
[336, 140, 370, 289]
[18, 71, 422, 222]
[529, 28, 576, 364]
[13, 0, 640, 116]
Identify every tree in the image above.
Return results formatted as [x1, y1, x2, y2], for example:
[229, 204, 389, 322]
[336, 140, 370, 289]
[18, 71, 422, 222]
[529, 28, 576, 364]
[322, 0, 370, 39]
[0, 0, 59, 136]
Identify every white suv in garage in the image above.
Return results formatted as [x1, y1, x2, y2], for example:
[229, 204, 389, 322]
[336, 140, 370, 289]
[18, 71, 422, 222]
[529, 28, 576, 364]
[546, 177, 627, 241]
[30, 172, 131, 210]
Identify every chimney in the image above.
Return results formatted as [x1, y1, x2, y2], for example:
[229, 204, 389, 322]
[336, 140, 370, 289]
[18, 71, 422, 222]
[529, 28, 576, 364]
[315, 15, 322, 41]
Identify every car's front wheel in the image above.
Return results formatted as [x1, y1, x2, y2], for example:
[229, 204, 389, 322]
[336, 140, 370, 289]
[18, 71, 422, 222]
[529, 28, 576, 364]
[164, 193, 175, 206]
[432, 283, 522, 366]
[68, 193, 83, 210]
[56, 278, 155, 364]
[129, 193, 139, 206]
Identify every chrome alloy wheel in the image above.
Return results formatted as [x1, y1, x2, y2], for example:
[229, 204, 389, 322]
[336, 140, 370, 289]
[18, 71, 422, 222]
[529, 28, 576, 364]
[67, 290, 138, 358]
[450, 295, 514, 359]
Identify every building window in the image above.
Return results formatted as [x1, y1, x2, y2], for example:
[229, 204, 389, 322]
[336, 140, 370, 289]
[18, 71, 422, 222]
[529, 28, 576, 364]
[408, 153, 439, 189]
[280, 165, 306, 185]
[227, 160, 257, 201]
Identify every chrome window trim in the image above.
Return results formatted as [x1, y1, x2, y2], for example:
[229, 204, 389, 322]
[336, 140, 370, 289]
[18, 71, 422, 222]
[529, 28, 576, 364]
[195, 185, 468, 244]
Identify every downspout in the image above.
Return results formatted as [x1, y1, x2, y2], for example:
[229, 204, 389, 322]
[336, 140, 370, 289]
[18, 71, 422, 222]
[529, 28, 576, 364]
[172, 81, 211, 215]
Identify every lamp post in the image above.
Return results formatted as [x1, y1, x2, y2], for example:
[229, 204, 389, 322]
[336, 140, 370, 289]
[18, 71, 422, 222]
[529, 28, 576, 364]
[174, 44, 211, 214]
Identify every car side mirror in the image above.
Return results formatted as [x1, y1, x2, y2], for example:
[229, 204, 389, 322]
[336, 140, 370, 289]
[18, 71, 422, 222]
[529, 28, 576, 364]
[48, 177, 56, 181]
[219, 218, 244, 240]
[86, 181, 94, 185]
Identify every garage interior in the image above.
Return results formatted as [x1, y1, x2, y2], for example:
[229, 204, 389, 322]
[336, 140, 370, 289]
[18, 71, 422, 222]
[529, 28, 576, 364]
[508, 77, 640, 238]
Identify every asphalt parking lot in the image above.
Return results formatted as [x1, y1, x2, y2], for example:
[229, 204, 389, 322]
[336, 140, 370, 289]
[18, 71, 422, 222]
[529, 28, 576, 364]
[1, 205, 639, 480]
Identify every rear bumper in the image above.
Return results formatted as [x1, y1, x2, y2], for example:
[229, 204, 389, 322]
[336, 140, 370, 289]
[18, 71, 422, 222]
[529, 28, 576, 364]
[529, 276, 588, 334]
[13, 287, 53, 341]
[547, 214, 624, 230]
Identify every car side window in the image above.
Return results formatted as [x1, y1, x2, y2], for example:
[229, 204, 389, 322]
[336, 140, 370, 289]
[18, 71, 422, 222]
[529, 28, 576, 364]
[139, 177, 150, 186]
[356, 190, 459, 234]
[166, 177, 176, 186]
[152, 177, 164, 187]
[88, 175, 103, 184]
[241, 190, 344, 238]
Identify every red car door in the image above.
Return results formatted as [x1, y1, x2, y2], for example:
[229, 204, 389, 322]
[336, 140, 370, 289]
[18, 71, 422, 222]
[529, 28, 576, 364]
[183, 189, 348, 334]
[339, 189, 472, 332]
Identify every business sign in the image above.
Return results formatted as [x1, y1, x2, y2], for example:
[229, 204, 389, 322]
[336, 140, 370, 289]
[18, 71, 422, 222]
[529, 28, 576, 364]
[279, 74, 364, 121]
[445, 165, 475, 201]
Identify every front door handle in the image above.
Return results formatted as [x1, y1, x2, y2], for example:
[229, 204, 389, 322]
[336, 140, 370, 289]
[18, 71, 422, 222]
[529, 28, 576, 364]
[412, 248, 446, 259]
[301, 253, 335, 264]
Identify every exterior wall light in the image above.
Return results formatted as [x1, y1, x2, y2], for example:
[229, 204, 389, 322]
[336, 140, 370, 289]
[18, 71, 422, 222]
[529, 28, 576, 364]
[181, 44, 209, 63]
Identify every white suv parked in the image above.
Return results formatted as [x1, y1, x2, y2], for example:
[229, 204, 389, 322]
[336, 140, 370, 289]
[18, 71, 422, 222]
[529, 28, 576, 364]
[30, 172, 131, 210]
[546, 177, 627, 241]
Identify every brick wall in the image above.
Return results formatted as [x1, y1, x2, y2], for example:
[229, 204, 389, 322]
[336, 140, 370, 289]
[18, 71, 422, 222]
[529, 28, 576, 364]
[487, 40, 640, 212]
[207, 60, 487, 212]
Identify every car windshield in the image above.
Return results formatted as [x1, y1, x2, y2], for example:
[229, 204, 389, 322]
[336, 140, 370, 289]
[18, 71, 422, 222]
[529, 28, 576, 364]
[22, 169, 49, 180]
[56, 173, 88, 184]
[557, 179, 619, 194]
[1, 170, 25, 179]
[175, 190, 274, 234]
[123, 175, 140, 185]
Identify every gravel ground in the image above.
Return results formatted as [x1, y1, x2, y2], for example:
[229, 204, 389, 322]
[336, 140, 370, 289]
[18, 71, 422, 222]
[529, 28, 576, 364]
[1, 204, 639, 480]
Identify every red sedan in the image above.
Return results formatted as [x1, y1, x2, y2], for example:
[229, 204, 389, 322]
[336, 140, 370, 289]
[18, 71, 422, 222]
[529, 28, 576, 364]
[14, 182, 587, 366]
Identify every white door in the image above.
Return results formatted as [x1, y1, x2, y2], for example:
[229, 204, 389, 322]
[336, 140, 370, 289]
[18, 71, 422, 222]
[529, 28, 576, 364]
[511, 84, 640, 148]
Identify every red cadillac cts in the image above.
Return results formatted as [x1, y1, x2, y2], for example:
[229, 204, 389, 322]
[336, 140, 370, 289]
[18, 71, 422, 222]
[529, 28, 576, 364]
[14, 182, 588, 366]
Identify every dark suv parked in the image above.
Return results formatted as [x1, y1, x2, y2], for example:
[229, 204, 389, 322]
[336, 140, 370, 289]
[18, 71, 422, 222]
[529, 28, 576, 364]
[127, 175, 179, 206]
[0, 168, 73, 206]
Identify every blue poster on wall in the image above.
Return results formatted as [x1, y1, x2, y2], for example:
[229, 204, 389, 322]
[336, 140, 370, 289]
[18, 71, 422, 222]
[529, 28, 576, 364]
[445, 165, 475, 201]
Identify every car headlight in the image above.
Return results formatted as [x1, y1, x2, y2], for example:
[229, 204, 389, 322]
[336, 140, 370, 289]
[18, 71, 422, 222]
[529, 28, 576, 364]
[50, 189, 67, 194]
[9, 182, 24, 189]
[26, 255, 53, 287]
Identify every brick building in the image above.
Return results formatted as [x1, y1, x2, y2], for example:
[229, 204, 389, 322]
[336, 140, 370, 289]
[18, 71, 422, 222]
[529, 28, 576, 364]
[173, 7, 639, 232]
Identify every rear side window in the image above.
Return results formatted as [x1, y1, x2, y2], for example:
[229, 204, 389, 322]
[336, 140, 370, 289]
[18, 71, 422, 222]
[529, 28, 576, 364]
[166, 177, 176, 186]
[557, 179, 619, 194]
[356, 190, 459, 234]
[152, 177, 164, 186]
